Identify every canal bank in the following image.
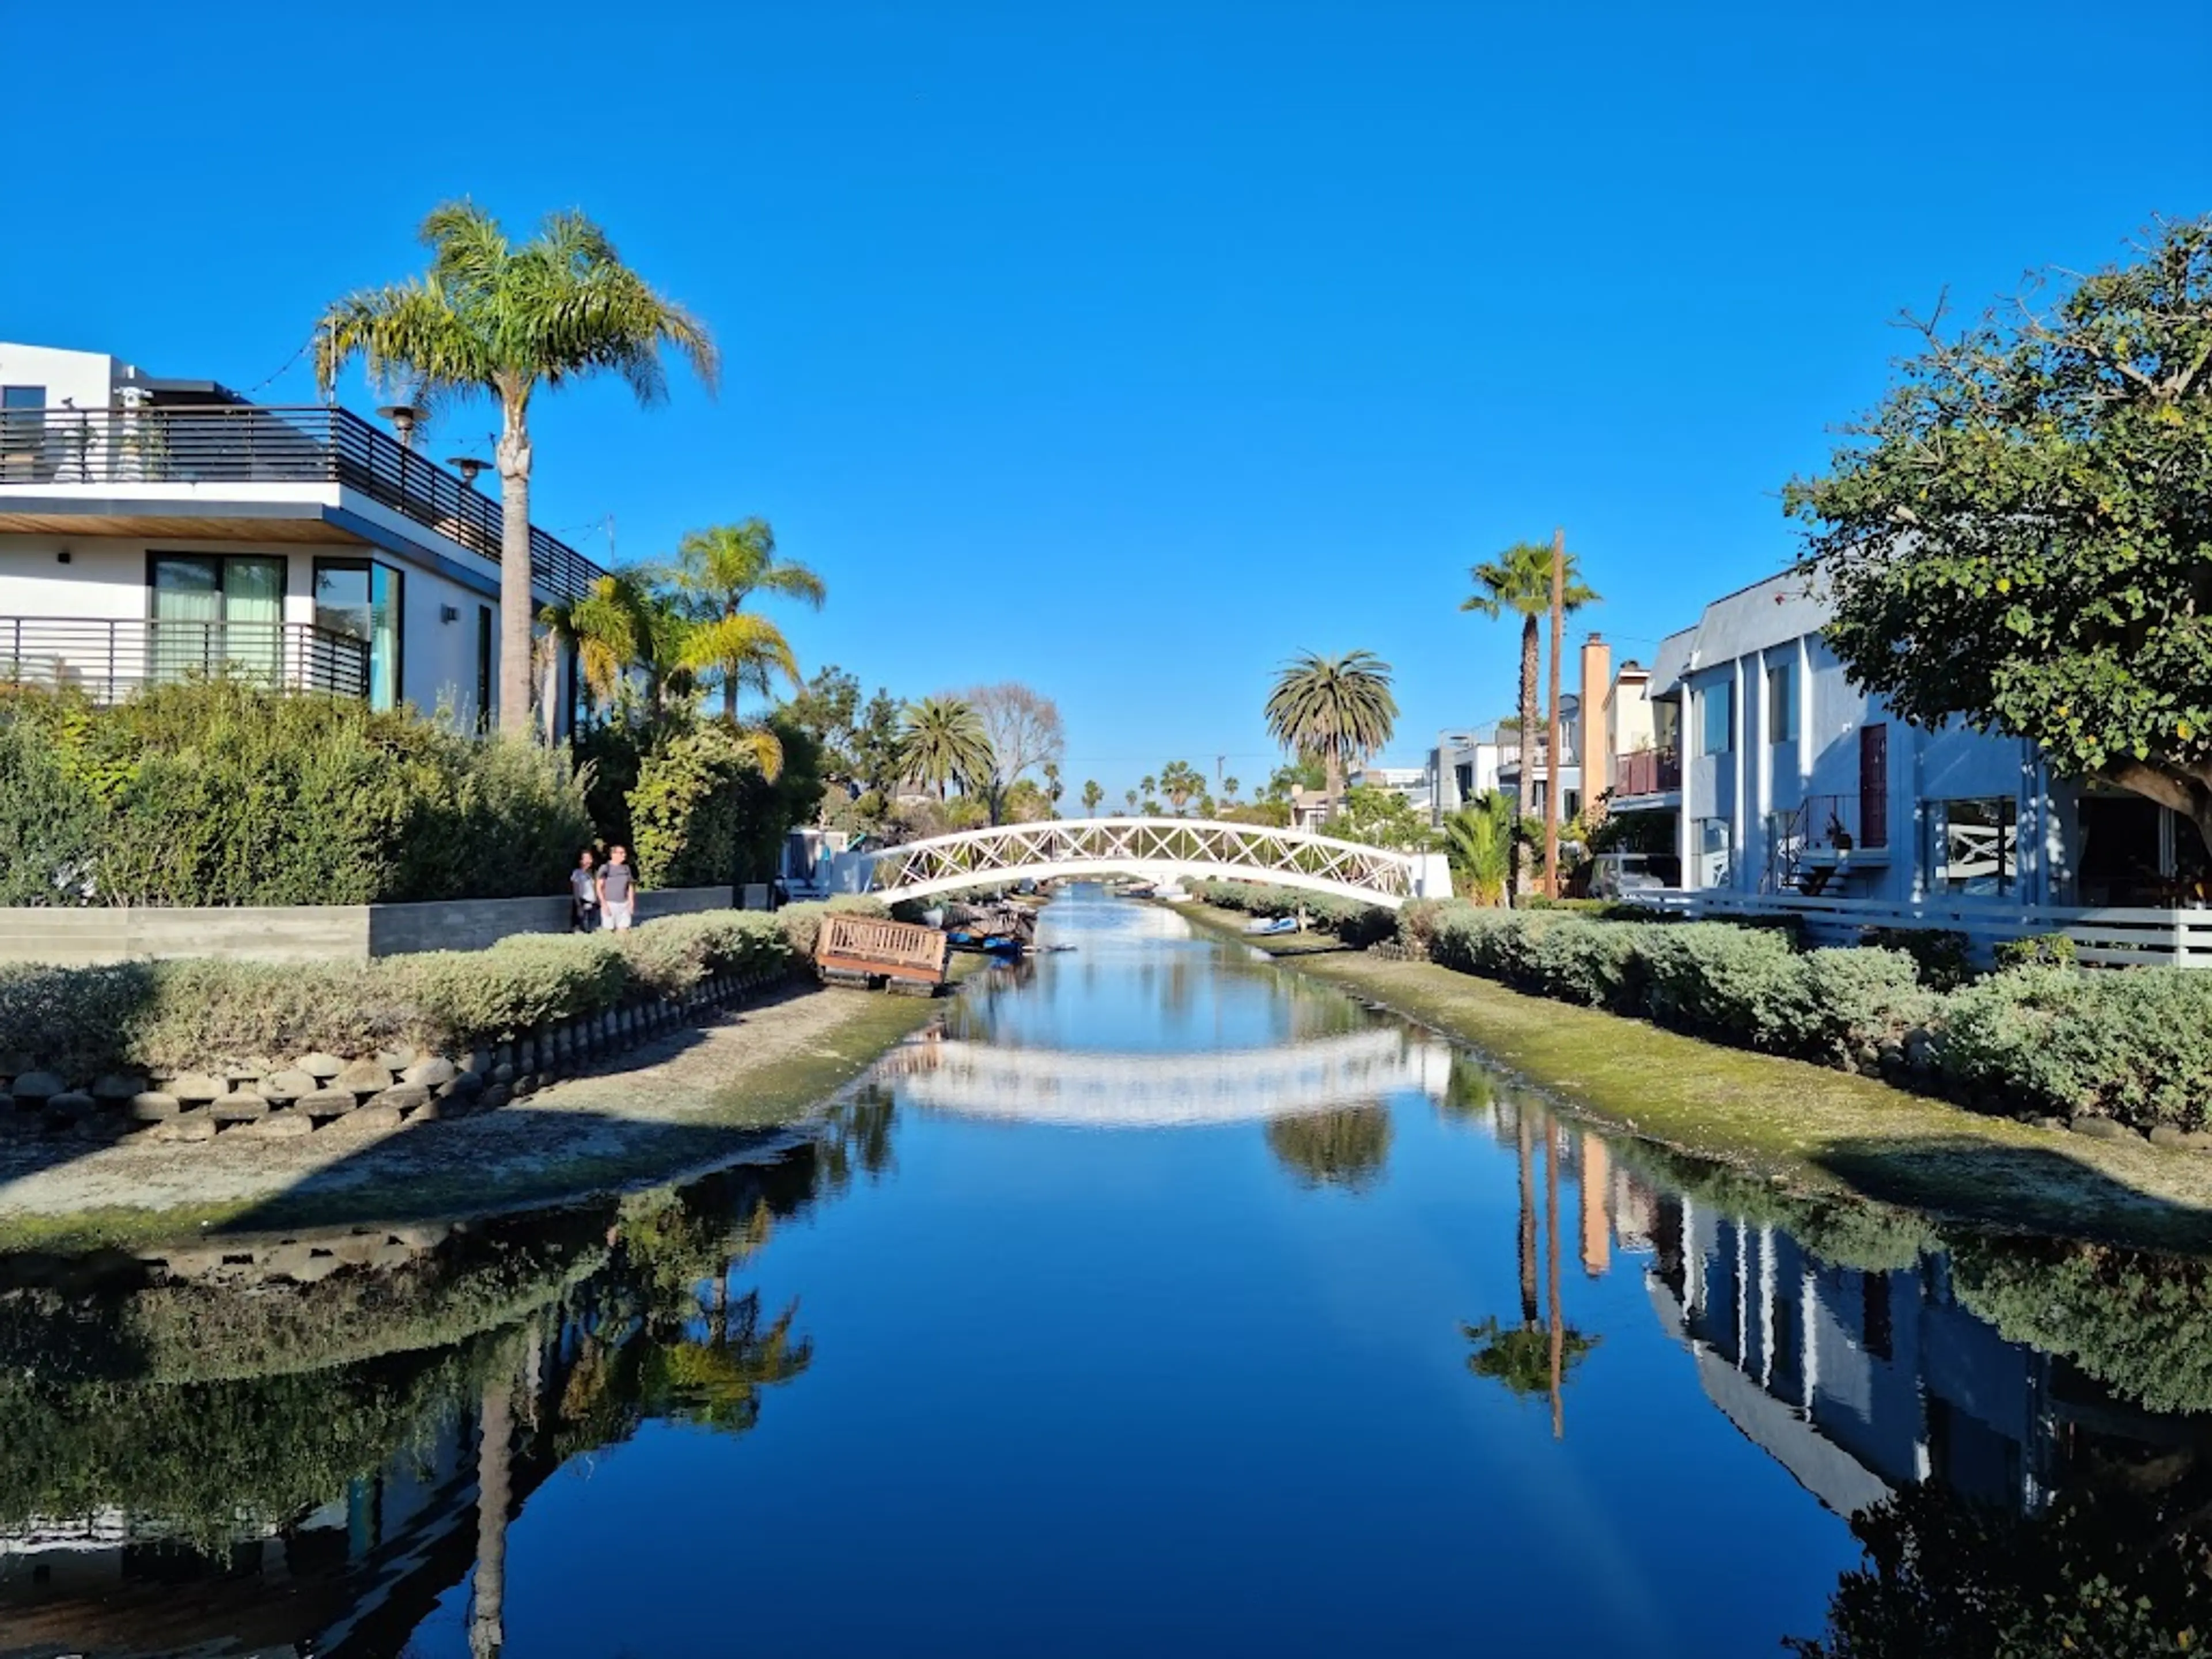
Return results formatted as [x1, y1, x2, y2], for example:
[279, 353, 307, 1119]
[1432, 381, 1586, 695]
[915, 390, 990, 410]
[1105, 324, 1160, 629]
[1173, 899, 2212, 1252]
[0, 978, 951, 1251]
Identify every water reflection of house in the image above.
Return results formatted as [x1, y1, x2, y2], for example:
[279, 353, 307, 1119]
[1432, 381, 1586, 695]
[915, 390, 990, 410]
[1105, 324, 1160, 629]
[1638, 1187, 2055, 1518]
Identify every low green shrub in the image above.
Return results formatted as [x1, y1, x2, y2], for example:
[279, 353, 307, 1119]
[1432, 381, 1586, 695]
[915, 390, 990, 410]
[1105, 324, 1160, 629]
[1940, 965, 2212, 1128]
[1859, 926, 1974, 990]
[1993, 930, 2078, 969]
[0, 910, 806, 1076]
[1411, 903, 1930, 1067]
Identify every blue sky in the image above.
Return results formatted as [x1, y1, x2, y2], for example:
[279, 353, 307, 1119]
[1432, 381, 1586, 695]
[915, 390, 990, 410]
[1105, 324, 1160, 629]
[7, 2, 2206, 800]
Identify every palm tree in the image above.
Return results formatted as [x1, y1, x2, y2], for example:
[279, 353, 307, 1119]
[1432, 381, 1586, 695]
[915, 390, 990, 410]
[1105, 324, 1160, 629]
[1263, 651, 1398, 800]
[1140, 774, 1157, 800]
[316, 200, 717, 739]
[1463, 1104, 1597, 1424]
[1124, 787, 1139, 812]
[899, 696, 994, 800]
[671, 519, 825, 719]
[536, 570, 655, 720]
[1158, 759, 1205, 814]
[1442, 793, 1516, 905]
[1221, 775, 1241, 805]
[1082, 779, 1104, 813]
[1461, 542, 1597, 887]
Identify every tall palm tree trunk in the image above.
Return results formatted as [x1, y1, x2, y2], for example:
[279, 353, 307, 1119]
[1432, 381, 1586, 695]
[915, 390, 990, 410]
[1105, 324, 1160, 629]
[1546, 1114, 1565, 1440]
[497, 411, 536, 740]
[1515, 615, 1539, 897]
[1517, 1109, 1538, 1328]
[470, 1364, 514, 1659]
[721, 604, 741, 722]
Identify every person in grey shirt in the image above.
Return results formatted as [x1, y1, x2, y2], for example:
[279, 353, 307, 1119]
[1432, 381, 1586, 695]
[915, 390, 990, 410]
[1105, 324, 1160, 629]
[570, 848, 601, 932]
[597, 844, 637, 931]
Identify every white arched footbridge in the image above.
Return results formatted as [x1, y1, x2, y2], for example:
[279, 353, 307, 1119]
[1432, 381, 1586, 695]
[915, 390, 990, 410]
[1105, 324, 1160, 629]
[828, 817, 1452, 908]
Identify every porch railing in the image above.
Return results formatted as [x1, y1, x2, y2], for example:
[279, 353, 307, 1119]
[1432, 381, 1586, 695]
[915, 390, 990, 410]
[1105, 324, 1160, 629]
[0, 404, 604, 602]
[0, 618, 370, 702]
[1615, 746, 1681, 797]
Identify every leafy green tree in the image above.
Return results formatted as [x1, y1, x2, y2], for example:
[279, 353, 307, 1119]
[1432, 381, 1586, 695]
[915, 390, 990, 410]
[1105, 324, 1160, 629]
[1081, 778, 1105, 813]
[1442, 792, 1516, 904]
[1331, 783, 1433, 850]
[1221, 775, 1241, 804]
[1461, 541, 1598, 885]
[1263, 651, 1399, 799]
[672, 519, 820, 720]
[1264, 759, 1325, 802]
[898, 696, 994, 800]
[316, 200, 716, 738]
[1788, 218, 2212, 854]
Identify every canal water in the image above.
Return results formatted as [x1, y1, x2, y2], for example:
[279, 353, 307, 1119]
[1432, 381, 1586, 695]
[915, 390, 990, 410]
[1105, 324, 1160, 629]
[3, 885, 2209, 1656]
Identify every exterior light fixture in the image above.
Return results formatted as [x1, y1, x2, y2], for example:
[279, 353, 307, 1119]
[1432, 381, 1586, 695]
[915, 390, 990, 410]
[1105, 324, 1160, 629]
[376, 404, 425, 449]
[448, 456, 487, 487]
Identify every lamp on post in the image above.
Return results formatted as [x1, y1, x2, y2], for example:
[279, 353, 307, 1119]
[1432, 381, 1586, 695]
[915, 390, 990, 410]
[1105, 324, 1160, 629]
[376, 404, 425, 449]
[447, 456, 487, 488]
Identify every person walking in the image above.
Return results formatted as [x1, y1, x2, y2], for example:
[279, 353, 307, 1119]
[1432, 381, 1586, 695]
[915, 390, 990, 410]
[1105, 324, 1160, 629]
[598, 844, 637, 932]
[570, 848, 601, 933]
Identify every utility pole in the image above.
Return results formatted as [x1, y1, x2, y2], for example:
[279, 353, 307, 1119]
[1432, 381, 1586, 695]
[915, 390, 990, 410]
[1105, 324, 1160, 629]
[1544, 527, 1566, 899]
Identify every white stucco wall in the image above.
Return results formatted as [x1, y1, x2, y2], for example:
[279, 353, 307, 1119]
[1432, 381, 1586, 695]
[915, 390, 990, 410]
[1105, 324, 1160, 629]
[0, 343, 119, 410]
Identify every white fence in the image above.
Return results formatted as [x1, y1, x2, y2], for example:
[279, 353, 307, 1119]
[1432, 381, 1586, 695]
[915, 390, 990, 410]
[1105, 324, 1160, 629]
[1627, 888, 2212, 968]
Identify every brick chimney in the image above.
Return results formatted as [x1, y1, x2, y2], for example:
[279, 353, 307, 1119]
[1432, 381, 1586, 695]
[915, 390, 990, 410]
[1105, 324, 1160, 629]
[1579, 632, 1613, 797]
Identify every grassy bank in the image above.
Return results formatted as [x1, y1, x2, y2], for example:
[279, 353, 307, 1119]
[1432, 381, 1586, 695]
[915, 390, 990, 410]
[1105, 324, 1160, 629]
[1173, 900, 2212, 1252]
[0, 978, 951, 1253]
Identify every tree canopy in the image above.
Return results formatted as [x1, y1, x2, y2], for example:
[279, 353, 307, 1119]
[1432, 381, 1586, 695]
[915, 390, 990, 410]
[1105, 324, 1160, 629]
[1788, 217, 2212, 849]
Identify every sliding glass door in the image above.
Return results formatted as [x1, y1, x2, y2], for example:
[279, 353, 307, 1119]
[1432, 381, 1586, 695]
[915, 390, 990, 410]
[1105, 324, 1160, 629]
[149, 554, 285, 687]
[313, 558, 402, 710]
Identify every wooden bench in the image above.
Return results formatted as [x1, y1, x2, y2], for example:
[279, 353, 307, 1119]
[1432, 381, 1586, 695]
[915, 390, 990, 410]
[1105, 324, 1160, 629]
[815, 914, 949, 990]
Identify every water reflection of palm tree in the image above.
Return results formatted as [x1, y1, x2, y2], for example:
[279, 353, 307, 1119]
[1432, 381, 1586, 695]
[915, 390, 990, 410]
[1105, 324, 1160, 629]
[1267, 1103, 1393, 1192]
[1464, 1104, 1597, 1433]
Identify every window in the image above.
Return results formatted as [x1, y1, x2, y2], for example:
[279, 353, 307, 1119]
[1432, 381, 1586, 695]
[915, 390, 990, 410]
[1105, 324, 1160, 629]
[313, 558, 403, 710]
[1766, 662, 1793, 747]
[1935, 797, 2017, 895]
[147, 553, 285, 685]
[1453, 762, 1474, 801]
[1, 386, 46, 482]
[1700, 682, 1733, 756]
[476, 605, 494, 732]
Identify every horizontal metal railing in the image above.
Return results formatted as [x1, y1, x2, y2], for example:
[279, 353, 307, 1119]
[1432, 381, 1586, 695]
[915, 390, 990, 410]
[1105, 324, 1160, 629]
[0, 404, 604, 602]
[0, 618, 369, 702]
[1615, 747, 1681, 797]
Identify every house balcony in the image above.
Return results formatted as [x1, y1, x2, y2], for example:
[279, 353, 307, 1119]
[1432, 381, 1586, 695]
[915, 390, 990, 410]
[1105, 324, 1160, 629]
[1613, 746, 1681, 802]
[0, 404, 603, 602]
[0, 617, 369, 702]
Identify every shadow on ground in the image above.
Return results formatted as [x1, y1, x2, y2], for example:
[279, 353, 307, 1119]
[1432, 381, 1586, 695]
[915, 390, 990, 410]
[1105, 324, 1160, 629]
[1809, 1134, 2212, 1253]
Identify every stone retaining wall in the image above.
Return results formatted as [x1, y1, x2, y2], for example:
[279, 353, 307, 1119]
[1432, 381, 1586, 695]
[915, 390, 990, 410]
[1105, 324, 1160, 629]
[0, 963, 786, 1148]
[0, 886, 732, 967]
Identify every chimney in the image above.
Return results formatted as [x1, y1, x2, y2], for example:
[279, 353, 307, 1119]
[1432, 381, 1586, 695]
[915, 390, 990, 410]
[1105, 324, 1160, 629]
[1580, 632, 1612, 797]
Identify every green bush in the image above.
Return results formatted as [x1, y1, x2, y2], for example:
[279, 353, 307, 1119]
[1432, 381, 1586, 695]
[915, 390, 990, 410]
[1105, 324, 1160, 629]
[1858, 925, 1974, 990]
[1940, 965, 2212, 1127]
[0, 682, 592, 906]
[1993, 930, 2078, 969]
[1411, 902, 1929, 1067]
[0, 910, 806, 1075]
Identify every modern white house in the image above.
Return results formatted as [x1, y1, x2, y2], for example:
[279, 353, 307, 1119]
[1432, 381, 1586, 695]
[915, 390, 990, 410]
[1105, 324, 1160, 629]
[1603, 567, 2211, 959]
[0, 341, 602, 730]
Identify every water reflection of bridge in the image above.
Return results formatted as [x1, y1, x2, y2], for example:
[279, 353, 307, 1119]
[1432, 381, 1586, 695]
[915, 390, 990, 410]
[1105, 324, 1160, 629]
[881, 1028, 1453, 1126]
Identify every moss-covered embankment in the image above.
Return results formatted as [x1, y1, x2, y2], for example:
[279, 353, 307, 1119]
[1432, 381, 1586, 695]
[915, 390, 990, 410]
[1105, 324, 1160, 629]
[1175, 900, 2212, 1252]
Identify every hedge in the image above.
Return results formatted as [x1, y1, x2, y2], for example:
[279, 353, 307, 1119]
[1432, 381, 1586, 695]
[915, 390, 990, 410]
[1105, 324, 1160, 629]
[1399, 900, 2212, 1130]
[1190, 880, 1396, 948]
[0, 910, 806, 1078]
[0, 680, 593, 907]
